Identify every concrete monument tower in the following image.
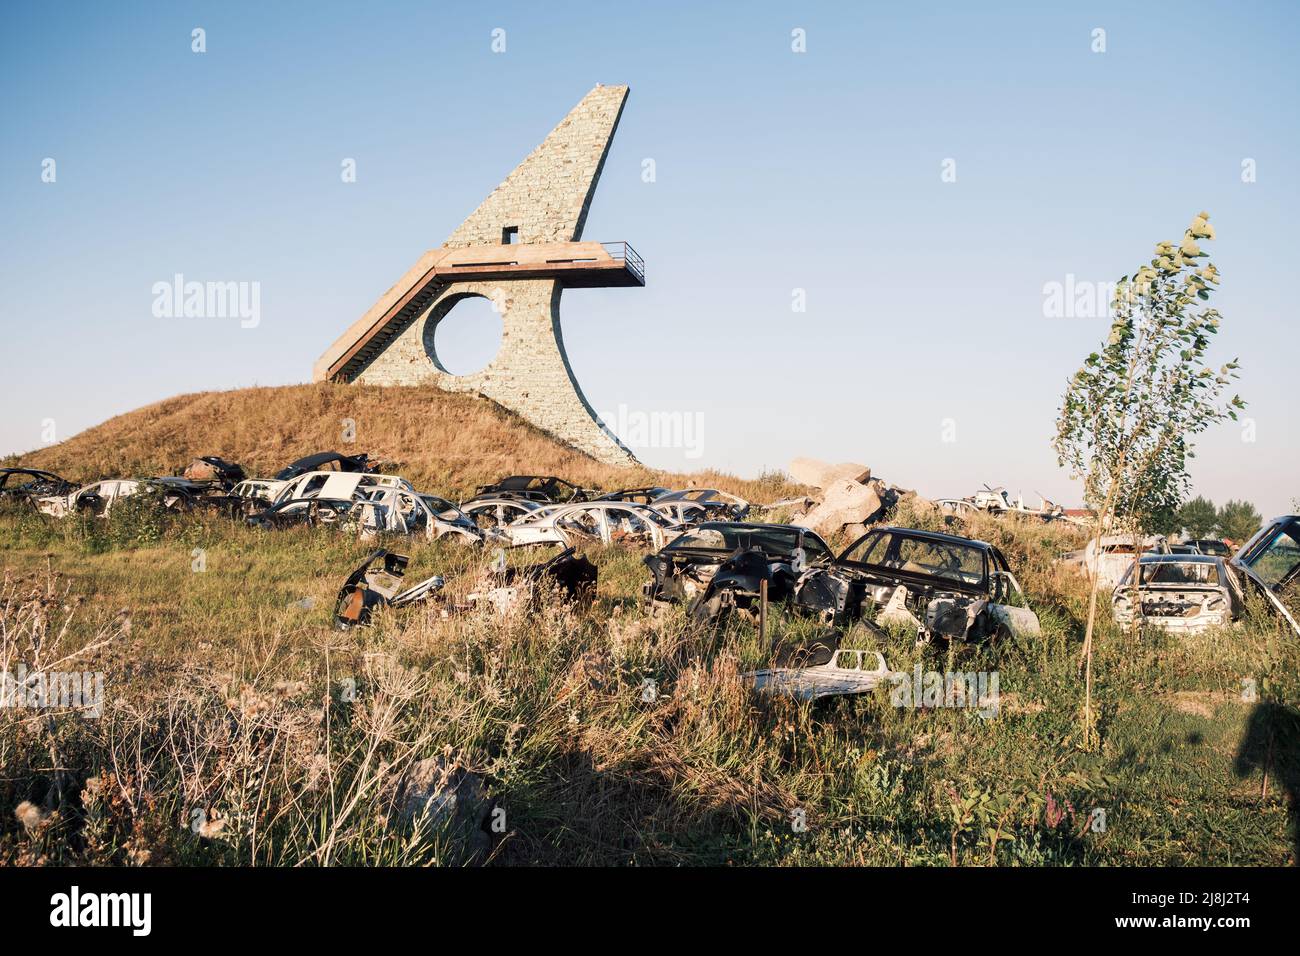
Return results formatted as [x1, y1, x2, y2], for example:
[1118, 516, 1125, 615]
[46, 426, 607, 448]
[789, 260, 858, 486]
[313, 85, 642, 466]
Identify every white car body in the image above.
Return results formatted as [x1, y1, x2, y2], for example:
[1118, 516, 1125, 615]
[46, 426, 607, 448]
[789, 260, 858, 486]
[37, 479, 147, 518]
[349, 490, 480, 542]
[256, 485, 480, 543]
[1111, 555, 1242, 634]
[230, 478, 280, 503]
[498, 502, 683, 549]
[270, 471, 415, 507]
[462, 496, 543, 530]
[1063, 534, 1171, 589]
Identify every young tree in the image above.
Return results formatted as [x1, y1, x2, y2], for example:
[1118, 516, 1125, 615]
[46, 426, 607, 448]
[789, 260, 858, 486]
[1177, 495, 1219, 538]
[1053, 212, 1245, 748]
[1217, 499, 1262, 543]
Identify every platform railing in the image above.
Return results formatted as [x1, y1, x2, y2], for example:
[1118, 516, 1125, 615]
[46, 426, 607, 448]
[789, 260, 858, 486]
[600, 241, 645, 283]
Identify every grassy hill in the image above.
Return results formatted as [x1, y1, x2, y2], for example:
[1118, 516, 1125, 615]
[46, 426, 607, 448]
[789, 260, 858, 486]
[7, 382, 792, 503]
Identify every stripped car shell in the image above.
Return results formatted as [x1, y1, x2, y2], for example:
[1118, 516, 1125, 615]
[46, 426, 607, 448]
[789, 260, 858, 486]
[466, 547, 597, 614]
[650, 497, 738, 527]
[275, 451, 371, 481]
[1188, 538, 1233, 558]
[270, 470, 415, 507]
[1112, 554, 1242, 633]
[469, 475, 596, 504]
[651, 488, 750, 521]
[0, 468, 74, 502]
[249, 485, 482, 543]
[825, 526, 1042, 642]
[1063, 534, 1171, 589]
[246, 497, 357, 530]
[36, 479, 194, 518]
[226, 478, 281, 513]
[462, 496, 543, 531]
[642, 521, 838, 623]
[594, 486, 671, 505]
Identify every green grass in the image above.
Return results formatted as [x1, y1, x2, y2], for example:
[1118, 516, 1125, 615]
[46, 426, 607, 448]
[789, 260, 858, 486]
[1, 503, 1296, 866]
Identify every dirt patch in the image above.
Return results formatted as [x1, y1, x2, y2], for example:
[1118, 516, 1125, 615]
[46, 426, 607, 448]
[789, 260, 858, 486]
[1164, 690, 1239, 720]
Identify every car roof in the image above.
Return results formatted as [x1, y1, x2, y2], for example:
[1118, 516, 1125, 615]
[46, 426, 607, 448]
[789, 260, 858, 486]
[1138, 553, 1223, 564]
[861, 525, 994, 550]
[275, 451, 368, 480]
[692, 520, 806, 533]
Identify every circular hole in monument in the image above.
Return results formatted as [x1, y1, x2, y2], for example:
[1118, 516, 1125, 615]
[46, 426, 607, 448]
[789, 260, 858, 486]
[431, 295, 503, 375]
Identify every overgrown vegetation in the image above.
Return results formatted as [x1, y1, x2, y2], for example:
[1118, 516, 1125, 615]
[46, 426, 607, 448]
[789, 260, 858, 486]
[2, 500, 1295, 866]
[1053, 211, 1245, 747]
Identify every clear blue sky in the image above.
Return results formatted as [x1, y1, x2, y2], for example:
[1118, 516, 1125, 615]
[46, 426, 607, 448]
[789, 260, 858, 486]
[2, 1, 1296, 515]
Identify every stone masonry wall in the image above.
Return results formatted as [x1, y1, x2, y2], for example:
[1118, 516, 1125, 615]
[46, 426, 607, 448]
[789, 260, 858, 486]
[356, 278, 634, 465]
[444, 85, 627, 247]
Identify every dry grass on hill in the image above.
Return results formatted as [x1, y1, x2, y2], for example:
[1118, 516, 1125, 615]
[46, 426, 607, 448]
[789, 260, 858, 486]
[8, 382, 798, 503]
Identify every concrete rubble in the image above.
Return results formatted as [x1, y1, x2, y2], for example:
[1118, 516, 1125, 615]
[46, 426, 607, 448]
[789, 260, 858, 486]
[786, 457, 918, 538]
[390, 755, 494, 858]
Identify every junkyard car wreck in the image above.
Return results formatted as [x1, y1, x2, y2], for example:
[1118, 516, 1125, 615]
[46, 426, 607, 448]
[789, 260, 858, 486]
[644, 522, 1042, 643]
[1111, 554, 1243, 634]
[334, 547, 596, 628]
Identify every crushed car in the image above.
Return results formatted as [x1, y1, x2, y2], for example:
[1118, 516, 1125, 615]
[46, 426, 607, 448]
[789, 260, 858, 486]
[466, 547, 597, 614]
[467, 475, 596, 505]
[274, 451, 371, 482]
[1111, 554, 1243, 633]
[1230, 515, 1300, 637]
[496, 501, 682, 549]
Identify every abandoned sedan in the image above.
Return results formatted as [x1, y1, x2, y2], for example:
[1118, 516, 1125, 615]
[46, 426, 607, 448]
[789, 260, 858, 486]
[497, 501, 682, 549]
[830, 526, 1041, 642]
[1111, 554, 1242, 633]
[36, 479, 194, 518]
